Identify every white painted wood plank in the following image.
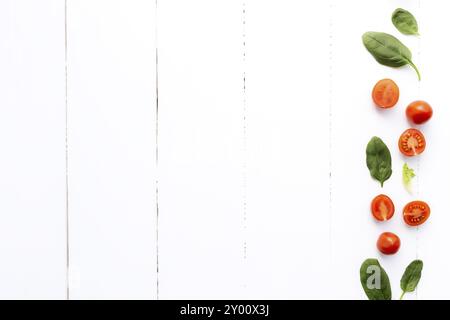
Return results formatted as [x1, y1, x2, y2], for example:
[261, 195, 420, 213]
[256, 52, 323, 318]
[157, 0, 244, 299]
[244, 0, 331, 299]
[416, 0, 450, 300]
[67, 0, 157, 299]
[331, 0, 422, 299]
[0, 0, 66, 299]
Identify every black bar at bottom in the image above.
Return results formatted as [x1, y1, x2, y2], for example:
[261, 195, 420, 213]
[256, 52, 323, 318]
[0, 299, 444, 318]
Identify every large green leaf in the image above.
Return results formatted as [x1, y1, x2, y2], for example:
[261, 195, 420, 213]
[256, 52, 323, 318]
[360, 258, 392, 300]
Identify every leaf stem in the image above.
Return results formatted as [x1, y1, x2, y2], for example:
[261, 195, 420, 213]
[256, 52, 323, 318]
[400, 291, 406, 300]
[408, 60, 421, 81]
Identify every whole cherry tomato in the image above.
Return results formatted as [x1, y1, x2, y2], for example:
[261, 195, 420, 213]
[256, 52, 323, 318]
[372, 79, 400, 108]
[398, 128, 426, 156]
[406, 100, 433, 125]
[377, 232, 401, 255]
[403, 200, 430, 226]
[371, 194, 395, 221]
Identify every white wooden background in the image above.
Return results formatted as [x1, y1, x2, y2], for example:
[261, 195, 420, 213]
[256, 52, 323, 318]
[0, 0, 448, 299]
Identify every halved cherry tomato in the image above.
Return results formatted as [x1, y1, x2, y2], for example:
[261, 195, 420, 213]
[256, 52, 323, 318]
[372, 79, 400, 108]
[403, 200, 430, 226]
[406, 100, 433, 125]
[377, 232, 401, 255]
[371, 194, 395, 221]
[398, 128, 426, 156]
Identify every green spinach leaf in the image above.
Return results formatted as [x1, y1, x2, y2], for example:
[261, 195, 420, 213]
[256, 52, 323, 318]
[362, 31, 421, 80]
[366, 137, 392, 187]
[400, 260, 423, 299]
[392, 8, 419, 36]
[360, 258, 392, 300]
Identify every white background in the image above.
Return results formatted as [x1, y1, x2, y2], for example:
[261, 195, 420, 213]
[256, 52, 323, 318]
[0, 0, 447, 299]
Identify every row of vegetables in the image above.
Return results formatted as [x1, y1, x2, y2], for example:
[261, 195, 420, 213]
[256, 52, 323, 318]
[367, 90, 431, 255]
[360, 7, 426, 300]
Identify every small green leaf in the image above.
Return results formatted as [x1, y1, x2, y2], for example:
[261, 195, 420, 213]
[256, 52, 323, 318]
[366, 137, 392, 187]
[360, 259, 392, 300]
[402, 163, 416, 193]
[362, 32, 421, 80]
[392, 8, 419, 36]
[400, 260, 423, 299]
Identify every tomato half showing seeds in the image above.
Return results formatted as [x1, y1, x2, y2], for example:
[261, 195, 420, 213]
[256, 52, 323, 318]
[406, 100, 433, 125]
[372, 79, 400, 108]
[371, 194, 395, 221]
[377, 232, 401, 255]
[403, 200, 430, 226]
[398, 128, 426, 156]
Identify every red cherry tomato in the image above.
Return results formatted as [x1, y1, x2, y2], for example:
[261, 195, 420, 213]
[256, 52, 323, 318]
[406, 100, 433, 125]
[377, 232, 401, 255]
[372, 79, 400, 108]
[403, 201, 430, 226]
[398, 128, 426, 156]
[371, 194, 395, 221]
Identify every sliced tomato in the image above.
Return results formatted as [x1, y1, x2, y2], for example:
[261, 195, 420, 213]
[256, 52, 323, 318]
[398, 128, 426, 156]
[372, 79, 400, 108]
[371, 194, 395, 221]
[403, 200, 430, 226]
[377, 232, 401, 255]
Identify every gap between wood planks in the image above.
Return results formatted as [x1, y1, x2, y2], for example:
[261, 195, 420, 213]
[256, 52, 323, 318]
[64, 0, 70, 300]
[155, 0, 160, 300]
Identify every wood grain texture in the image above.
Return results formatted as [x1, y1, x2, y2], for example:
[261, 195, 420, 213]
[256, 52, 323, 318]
[0, 0, 448, 299]
[0, 0, 66, 299]
[244, 0, 331, 299]
[157, 0, 244, 299]
[67, 0, 157, 299]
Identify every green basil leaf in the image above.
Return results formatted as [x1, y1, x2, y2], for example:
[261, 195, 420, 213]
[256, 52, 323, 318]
[402, 162, 416, 194]
[362, 31, 421, 80]
[360, 258, 392, 300]
[366, 137, 392, 187]
[392, 8, 419, 36]
[400, 260, 423, 298]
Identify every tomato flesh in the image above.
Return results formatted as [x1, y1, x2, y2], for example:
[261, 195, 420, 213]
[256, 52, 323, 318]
[371, 194, 395, 221]
[377, 232, 401, 255]
[403, 200, 430, 226]
[372, 79, 400, 108]
[398, 128, 426, 156]
[406, 100, 433, 125]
